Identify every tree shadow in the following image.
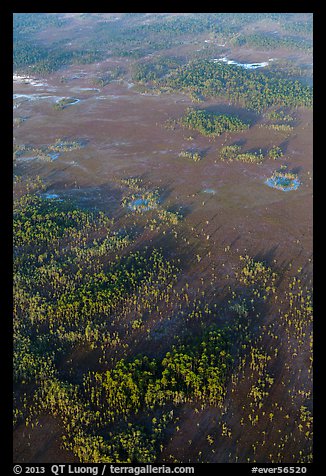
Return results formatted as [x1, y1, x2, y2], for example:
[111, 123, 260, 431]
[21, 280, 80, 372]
[279, 138, 291, 154]
[203, 103, 261, 126]
[47, 182, 125, 216]
[232, 138, 247, 147]
[246, 146, 268, 155]
[157, 184, 174, 203]
[290, 166, 302, 175]
[200, 146, 212, 156]
[167, 203, 193, 219]
[253, 245, 279, 267]
[230, 235, 241, 248]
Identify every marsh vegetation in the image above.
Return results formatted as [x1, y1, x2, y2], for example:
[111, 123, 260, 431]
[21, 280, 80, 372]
[13, 12, 313, 465]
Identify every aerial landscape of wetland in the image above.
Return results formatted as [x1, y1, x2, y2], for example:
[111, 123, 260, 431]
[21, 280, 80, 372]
[13, 13, 313, 465]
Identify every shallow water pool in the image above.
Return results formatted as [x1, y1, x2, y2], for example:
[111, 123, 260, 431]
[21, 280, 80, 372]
[128, 197, 157, 211]
[212, 57, 270, 69]
[265, 177, 300, 191]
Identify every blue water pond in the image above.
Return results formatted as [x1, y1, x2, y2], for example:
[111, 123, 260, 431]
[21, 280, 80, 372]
[128, 198, 156, 211]
[265, 176, 300, 191]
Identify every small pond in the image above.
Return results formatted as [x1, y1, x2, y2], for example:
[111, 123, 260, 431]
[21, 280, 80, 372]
[42, 193, 63, 201]
[265, 176, 300, 191]
[128, 197, 157, 212]
[212, 57, 270, 69]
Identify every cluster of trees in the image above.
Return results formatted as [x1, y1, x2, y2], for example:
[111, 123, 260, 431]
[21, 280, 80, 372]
[218, 145, 242, 161]
[13, 144, 51, 162]
[97, 14, 306, 59]
[268, 146, 284, 160]
[179, 108, 250, 137]
[131, 57, 180, 84]
[161, 60, 313, 112]
[13, 13, 313, 78]
[218, 144, 265, 164]
[237, 255, 277, 294]
[34, 376, 175, 463]
[14, 13, 105, 74]
[24, 328, 232, 462]
[13, 175, 312, 462]
[129, 14, 305, 40]
[13, 13, 68, 35]
[14, 39, 51, 70]
[12, 179, 236, 462]
[156, 209, 180, 226]
[84, 328, 232, 418]
[62, 16, 179, 60]
[13, 138, 83, 162]
[121, 179, 180, 225]
[128, 14, 229, 37]
[123, 195, 158, 212]
[231, 33, 312, 51]
[13, 13, 81, 74]
[267, 170, 299, 190]
[266, 110, 294, 123]
[234, 152, 264, 164]
[13, 178, 186, 376]
[53, 98, 79, 110]
[93, 67, 126, 87]
[48, 138, 84, 152]
[121, 181, 160, 213]
[282, 18, 313, 35]
[178, 150, 202, 162]
[264, 124, 294, 133]
[262, 108, 297, 135]
[14, 40, 105, 75]
[89, 13, 240, 59]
